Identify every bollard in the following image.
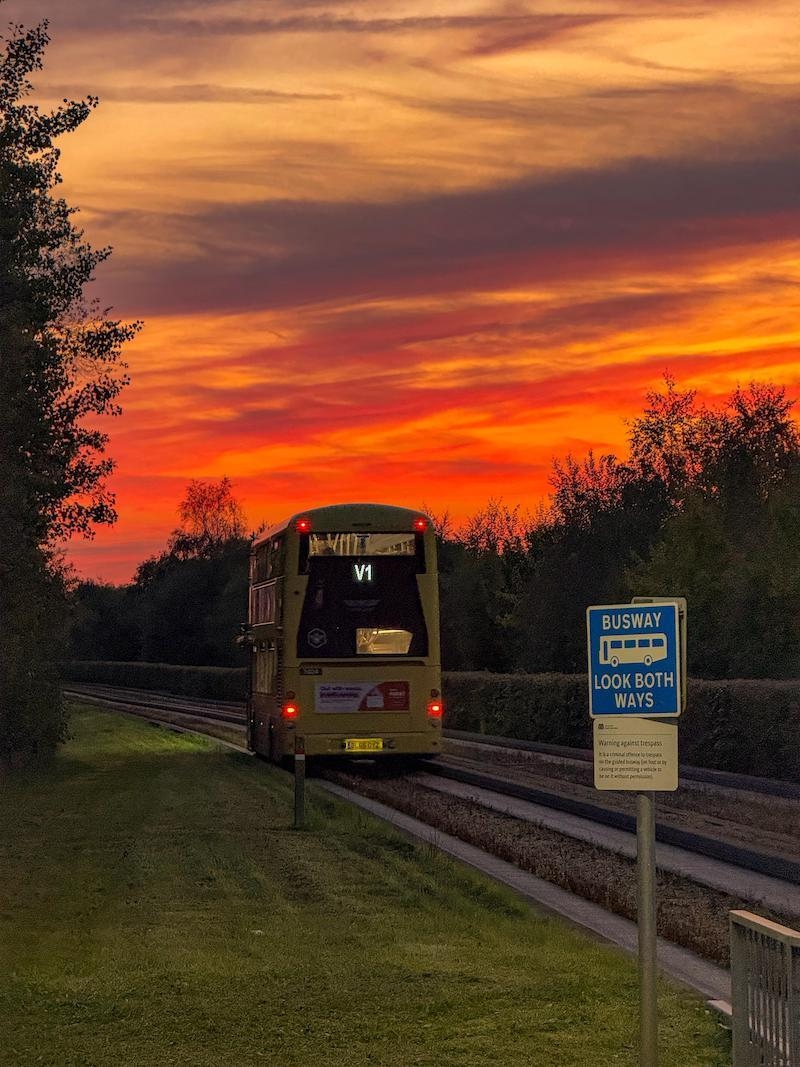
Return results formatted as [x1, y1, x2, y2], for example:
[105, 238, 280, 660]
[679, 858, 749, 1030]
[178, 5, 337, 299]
[293, 736, 306, 830]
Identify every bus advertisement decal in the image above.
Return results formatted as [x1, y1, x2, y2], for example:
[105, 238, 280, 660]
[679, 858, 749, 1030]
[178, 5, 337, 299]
[315, 682, 410, 713]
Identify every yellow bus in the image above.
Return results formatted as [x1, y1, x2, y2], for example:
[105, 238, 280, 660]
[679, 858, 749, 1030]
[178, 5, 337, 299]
[245, 503, 442, 763]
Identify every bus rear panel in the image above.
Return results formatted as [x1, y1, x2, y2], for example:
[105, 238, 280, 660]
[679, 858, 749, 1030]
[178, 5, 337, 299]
[247, 504, 442, 762]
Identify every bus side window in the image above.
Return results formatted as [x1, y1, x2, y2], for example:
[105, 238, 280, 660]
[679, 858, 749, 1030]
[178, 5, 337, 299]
[254, 545, 269, 583]
[255, 644, 277, 694]
[272, 536, 286, 577]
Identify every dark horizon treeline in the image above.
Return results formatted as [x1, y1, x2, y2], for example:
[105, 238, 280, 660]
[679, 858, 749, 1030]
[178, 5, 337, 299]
[66, 377, 800, 680]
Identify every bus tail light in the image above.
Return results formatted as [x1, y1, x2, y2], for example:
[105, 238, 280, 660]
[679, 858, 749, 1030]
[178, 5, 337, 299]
[413, 517, 428, 531]
[282, 702, 300, 720]
[295, 518, 312, 533]
[427, 700, 443, 719]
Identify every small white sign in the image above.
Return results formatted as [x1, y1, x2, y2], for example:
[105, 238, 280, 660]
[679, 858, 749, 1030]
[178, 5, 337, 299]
[593, 716, 678, 791]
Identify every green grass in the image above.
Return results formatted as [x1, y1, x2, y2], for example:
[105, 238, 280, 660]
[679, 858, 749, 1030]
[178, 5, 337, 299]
[0, 708, 730, 1066]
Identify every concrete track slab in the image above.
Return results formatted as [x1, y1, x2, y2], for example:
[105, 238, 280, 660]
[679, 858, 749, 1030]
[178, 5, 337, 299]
[415, 772, 800, 916]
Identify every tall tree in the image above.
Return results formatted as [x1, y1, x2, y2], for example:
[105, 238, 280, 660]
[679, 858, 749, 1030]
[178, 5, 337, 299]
[0, 18, 138, 767]
[167, 477, 247, 558]
[627, 383, 800, 677]
[130, 480, 252, 666]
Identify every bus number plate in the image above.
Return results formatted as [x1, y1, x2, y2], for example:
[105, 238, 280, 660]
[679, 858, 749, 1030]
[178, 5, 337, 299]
[344, 738, 383, 753]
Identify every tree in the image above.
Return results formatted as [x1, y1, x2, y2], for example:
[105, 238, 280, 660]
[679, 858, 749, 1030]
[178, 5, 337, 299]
[0, 18, 138, 767]
[167, 477, 247, 558]
[435, 498, 535, 671]
[627, 383, 800, 677]
[626, 374, 708, 501]
[130, 480, 252, 666]
[510, 448, 671, 672]
[66, 581, 140, 662]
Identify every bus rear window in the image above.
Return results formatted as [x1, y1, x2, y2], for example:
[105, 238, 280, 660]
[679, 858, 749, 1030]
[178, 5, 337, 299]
[297, 553, 428, 658]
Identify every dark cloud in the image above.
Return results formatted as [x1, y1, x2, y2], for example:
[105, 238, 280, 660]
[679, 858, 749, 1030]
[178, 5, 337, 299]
[464, 15, 616, 58]
[395, 78, 788, 126]
[1, 2, 616, 42]
[129, 12, 616, 43]
[0, 0, 767, 49]
[36, 82, 342, 104]
[95, 148, 800, 316]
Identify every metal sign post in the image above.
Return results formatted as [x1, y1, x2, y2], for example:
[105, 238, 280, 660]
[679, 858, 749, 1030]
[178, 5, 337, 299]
[637, 791, 658, 1067]
[587, 597, 687, 1067]
[294, 737, 306, 830]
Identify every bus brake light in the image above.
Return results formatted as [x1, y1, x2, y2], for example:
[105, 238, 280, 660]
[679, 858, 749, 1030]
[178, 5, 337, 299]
[427, 700, 443, 718]
[295, 518, 312, 533]
[413, 517, 427, 531]
[282, 702, 300, 720]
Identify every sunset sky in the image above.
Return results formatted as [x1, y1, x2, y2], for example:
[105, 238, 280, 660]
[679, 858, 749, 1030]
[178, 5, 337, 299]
[5, 0, 800, 583]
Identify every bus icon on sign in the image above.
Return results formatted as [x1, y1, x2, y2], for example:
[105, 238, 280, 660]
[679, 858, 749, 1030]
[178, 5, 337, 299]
[599, 633, 667, 668]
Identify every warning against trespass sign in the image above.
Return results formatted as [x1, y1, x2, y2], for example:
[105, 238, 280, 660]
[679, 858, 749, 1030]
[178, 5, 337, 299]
[315, 682, 409, 713]
[593, 717, 678, 791]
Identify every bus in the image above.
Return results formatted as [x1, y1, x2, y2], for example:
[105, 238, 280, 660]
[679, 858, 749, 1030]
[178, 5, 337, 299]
[245, 503, 442, 763]
[599, 633, 667, 668]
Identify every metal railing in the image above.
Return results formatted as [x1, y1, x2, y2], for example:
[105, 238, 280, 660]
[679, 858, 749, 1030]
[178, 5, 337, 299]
[730, 910, 800, 1066]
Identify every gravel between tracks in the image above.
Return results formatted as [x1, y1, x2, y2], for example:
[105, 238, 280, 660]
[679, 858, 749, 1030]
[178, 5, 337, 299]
[444, 738, 800, 864]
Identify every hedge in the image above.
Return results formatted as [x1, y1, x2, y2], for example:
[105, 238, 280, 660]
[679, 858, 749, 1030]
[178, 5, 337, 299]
[61, 660, 247, 702]
[61, 662, 800, 780]
[443, 672, 800, 781]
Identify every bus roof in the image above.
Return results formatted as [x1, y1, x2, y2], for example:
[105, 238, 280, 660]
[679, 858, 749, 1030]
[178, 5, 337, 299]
[253, 503, 432, 549]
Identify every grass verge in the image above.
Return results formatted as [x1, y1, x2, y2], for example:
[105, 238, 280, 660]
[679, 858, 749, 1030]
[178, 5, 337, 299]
[0, 706, 730, 1066]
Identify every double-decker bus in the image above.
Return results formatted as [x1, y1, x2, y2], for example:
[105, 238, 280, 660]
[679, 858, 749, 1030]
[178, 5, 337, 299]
[245, 503, 442, 763]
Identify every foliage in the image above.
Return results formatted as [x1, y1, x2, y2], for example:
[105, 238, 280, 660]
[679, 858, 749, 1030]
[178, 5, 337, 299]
[0, 18, 137, 768]
[442, 671, 798, 779]
[437, 498, 534, 671]
[511, 455, 670, 672]
[444, 671, 590, 747]
[131, 479, 251, 665]
[66, 581, 140, 662]
[167, 476, 247, 559]
[66, 480, 252, 667]
[0, 547, 67, 767]
[508, 376, 800, 677]
[61, 660, 247, 701]
[627, 382, 800, 677]
[133, 538, 250, 666]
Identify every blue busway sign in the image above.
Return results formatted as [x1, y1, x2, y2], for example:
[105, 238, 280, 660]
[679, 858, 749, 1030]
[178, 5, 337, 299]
[587, 601, 682, 717]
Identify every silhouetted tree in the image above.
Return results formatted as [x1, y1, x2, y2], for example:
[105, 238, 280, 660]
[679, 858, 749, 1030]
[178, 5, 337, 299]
[167, 477, 247, 558]
[129, 480, 252, 666]
[0, 19, 138, 767]
[66, 582, 140, 662]
[628, 383, 800, 676]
